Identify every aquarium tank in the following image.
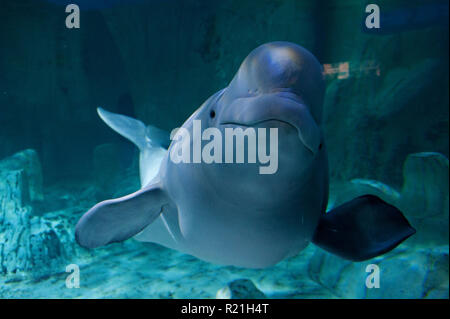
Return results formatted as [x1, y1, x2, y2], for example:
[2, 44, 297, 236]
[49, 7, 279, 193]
[0, 0, 448, 301]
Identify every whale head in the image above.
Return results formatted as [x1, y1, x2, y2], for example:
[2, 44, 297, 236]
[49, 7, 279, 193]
[171, 42, 327, 209]
[221, 41, 325, 125]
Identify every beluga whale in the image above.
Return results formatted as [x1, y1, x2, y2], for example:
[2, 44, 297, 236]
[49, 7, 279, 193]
[75, 42, 415, 268]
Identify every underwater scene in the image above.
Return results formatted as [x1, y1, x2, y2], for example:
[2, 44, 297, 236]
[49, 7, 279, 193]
[0, 0, 448, 300]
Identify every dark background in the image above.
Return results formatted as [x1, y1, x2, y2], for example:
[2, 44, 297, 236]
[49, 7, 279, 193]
[0, 0, 448, 187]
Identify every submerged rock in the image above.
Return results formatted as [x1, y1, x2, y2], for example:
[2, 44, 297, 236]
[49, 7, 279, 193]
[308, 245, 449, 299]
[329, 152, 449, 246]
[399, 152, 449, 219]
[0, 170, 32, 275]
[316, 151, 449, 298]
[216, 279, 267, 299]
[0, 150, 72, 279]
[399, 153, 449, 246]
[0, 149, 44, 202]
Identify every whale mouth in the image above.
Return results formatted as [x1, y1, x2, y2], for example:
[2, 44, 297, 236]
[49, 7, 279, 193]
[220, 119, 297, 129]
[218, 92, 321, 154]
[220, 119, 314, 157]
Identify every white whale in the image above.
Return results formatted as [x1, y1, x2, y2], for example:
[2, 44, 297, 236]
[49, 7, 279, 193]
[76, 42, 415, 268]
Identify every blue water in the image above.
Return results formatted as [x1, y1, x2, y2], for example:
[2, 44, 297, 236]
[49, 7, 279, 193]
[0, 0, 448, 299]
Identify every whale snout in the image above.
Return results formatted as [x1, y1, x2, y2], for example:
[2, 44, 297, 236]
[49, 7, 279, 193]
[214, 42, 324, 155]
[219, 91, 321, 155]
[226, 41, 325, 124]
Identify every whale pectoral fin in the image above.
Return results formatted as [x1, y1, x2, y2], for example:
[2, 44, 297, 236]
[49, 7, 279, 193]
[75, 183, 169, 249]
[312, 195, 416, 261]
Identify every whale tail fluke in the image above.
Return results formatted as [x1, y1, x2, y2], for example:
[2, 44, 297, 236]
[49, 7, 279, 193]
[312, 195, 416, 261]
[97, 107, 147, 151]
[97, 107, 169, 186]
[97, 107, 169, 150]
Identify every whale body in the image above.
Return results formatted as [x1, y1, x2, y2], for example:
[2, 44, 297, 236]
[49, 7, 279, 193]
[75, 42, 415, 268]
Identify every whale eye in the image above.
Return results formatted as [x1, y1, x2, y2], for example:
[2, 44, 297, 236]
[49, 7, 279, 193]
[319, 143, 323, 150]
[210, 110, 216, 119]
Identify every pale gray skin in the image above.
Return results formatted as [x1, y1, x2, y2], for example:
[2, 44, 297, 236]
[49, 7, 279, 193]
[75, 42, 415, 268]
[159, 42, 329, 267]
